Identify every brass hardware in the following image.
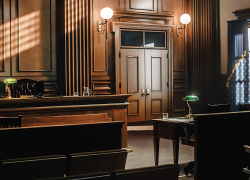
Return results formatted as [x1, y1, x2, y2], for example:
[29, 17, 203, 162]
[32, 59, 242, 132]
[141, 89, 145, 96]
[146, 89, 150, 96]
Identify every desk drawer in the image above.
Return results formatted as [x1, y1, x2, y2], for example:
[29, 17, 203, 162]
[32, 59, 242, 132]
[156, 122, 175, 139]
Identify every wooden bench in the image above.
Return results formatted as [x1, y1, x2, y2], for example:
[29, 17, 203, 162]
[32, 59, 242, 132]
[111, 164, 180, 180]
[0, 122, 130, 179]
[38, 164, 180, 180]
[0, 155, 66, 180]
[67, 149, 132, 176]
[37, 172, 111, 180]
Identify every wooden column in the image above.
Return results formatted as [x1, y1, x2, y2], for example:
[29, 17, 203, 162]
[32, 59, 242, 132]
[65, 0, 89, 96]
[187, 0, 221, 113]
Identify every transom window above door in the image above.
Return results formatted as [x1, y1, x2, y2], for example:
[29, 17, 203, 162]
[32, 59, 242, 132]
[121, 30, 166, 49]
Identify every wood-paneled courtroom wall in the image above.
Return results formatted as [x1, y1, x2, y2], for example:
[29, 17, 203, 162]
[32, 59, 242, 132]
[0, 0, 223, 119]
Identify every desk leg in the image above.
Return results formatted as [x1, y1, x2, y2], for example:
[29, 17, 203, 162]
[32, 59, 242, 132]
[154, 137, 159, 165]
[173, 138, 179, 164]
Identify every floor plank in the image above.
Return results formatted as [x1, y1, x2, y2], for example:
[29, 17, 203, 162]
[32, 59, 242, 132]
[126, 130, 194, 179]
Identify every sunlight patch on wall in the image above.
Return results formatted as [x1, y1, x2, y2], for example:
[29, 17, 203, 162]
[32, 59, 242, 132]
[65, 0, 82, 33]
[0, 11, 40, 63]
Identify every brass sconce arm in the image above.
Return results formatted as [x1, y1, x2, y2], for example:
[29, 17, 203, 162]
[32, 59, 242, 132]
[98, 7, 113, 39]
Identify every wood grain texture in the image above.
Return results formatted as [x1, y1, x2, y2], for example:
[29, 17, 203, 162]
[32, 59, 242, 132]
[0, 94, 130, 148]
[22, 113, 112, 126]
[65, 0, 87, 96]
[187, 0, 221, 112]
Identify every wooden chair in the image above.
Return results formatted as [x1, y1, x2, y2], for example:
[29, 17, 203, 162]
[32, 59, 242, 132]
[0, 155, 66, 180]
[111, 164, 180, 180]
[0, 115, 21, 128]
[36, 171, 111, 180]
[238, 103, 250, 111]
[206, 103, 230, 113]
[12, 78, 45, 98]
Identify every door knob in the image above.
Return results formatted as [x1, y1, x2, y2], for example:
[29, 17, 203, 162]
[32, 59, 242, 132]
[141, 89, 145, 96]
[146, 88, 150, 96]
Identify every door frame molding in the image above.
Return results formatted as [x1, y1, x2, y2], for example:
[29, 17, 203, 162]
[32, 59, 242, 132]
[112, 21, 174, 117]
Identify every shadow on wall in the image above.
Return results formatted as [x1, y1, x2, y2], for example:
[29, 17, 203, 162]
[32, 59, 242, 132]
[0, 82, 8, 98]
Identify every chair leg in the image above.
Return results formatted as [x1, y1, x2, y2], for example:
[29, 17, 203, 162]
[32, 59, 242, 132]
[184, 161, 194, 176]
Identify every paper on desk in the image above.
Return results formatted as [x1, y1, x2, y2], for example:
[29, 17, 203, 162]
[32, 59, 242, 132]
[164, 117, 194, 122]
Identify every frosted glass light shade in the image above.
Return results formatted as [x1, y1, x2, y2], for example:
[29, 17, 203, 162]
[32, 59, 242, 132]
[100, 7, 113, 20]
[180, 14, 191, 25]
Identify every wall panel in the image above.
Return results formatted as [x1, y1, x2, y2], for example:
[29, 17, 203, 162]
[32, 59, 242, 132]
[158, 0, 175, 13]
[0, 0, 11, 76]
[125, 0, 157, 12]
[0, 0, 57, 82]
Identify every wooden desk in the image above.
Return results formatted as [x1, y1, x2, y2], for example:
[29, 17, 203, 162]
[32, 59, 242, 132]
[152, 118, 193, 165]
[0, 94, 131, 148]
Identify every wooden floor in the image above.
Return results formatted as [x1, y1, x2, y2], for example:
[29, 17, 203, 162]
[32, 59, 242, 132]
[125, 128, 194, 180]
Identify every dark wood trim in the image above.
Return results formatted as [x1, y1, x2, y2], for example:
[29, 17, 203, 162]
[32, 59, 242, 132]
[56, 0, 66, 95]
[187, 0, 221, 113]
[233, 8, 250, 19]
[0, 94, 131, 109]
[114, 11, 174, 23]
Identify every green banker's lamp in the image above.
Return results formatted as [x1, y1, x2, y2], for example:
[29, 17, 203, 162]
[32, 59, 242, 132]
[4, 78, 17, 99]
[183, 95, 199, 118]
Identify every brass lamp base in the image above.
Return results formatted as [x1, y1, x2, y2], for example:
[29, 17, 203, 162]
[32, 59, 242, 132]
[5, 89, 13, 99]
[185, 114, 192, 119]
[185, 102, 192, 118]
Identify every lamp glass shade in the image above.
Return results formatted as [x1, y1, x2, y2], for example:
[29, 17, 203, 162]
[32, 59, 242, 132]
[100, 7, 113, 20]
[183, 95, 199, 101]
[4, 78, 17, 84]
[180, 14, 191, 25]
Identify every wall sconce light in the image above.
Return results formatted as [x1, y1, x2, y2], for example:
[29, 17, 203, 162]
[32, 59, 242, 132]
[177, 14, 191, 42]
[98, 7, 113, 39]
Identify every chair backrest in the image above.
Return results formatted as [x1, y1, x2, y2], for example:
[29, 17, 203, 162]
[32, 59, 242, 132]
[12, 78, 45, 98]
[0, 155, 66, 180]
[206, 103, 230, 113]
[238, 103, 250, 111]
[36, 171, 111, 180]
[0, 115, 21, 128]
[111, 164, 180, 180]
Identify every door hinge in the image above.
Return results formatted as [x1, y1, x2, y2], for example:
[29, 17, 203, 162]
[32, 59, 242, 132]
[119, 52, 121, 58]
[167, 82, 169, 87]
[167, 53, 169, 58]
[119, 83, 121, 88]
